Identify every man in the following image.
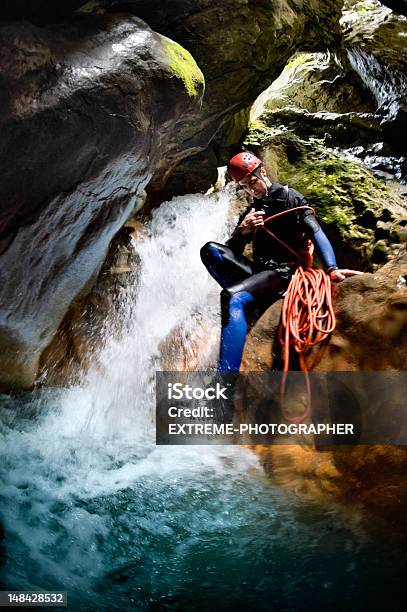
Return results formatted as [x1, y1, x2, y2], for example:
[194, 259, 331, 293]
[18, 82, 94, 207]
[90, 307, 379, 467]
[201, 151, 359, 372]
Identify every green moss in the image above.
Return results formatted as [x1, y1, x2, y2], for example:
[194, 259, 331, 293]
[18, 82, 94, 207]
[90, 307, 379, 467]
[163, 39, 204, 97]
[291, 153, 378, 240]
[285, 52, 313, 71]
[222, 107, 251, 147]
[353, 0, 379, 15]
[244, 117, 283, 148]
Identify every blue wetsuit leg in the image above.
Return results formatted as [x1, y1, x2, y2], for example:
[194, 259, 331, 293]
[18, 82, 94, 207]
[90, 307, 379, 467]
[218, 270, 289, 373]
[218, 291, 254, 372]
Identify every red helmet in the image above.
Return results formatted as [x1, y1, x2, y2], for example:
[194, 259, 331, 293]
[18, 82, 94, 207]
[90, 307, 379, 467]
[227, 151, 263, 182]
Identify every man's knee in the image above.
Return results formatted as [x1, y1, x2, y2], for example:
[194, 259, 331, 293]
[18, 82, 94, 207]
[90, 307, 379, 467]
[221, 289, 254, 317]
[200, 241, 223, 265]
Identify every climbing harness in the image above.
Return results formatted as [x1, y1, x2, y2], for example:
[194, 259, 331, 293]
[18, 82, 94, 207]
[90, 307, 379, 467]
[253, 205, 336, 423]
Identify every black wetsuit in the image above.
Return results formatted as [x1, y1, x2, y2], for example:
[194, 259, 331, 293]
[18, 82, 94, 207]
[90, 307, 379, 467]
[201, 182, 337, 372]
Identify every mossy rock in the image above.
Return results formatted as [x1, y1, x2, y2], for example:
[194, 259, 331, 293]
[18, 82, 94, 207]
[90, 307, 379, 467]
[162, 39, 204, 98]
[243, 127, 407, 269]
[246, 107, 381, 149]
[251, 50, 375, 117]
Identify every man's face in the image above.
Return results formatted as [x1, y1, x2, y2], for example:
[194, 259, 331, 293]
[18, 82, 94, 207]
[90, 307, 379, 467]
[238, 167, 268, 199]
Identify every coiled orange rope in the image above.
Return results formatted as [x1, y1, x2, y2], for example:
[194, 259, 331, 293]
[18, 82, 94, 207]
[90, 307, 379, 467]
[253, 206, 336, 423]
[278, 266, 336, 423]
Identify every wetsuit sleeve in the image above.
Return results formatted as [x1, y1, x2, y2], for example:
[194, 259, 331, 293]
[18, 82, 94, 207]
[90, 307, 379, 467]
[225, 208, 252, 256]
[300, 210, 338, 271]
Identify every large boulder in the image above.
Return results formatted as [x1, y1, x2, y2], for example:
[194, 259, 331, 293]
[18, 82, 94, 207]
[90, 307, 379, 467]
[240, 250, 407, 537]
[242, 249, 407, 372]
[0, 14, 204, 390]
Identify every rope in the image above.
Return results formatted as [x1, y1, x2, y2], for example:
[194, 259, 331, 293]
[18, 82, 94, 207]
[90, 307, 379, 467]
[253, 205, 336, 423]
[278, 266, 336, 423]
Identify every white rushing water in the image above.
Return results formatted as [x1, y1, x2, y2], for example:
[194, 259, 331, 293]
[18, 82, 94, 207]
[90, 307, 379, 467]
[0, 187, 265, 596]
[46, 188, 232, 460]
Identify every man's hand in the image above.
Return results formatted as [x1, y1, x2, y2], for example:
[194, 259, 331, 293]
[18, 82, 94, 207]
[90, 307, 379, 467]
[329, 268, 364, 282]
[239, 208, 265, 236]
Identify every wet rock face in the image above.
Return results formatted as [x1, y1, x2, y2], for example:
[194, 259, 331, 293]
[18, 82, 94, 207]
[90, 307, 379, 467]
[248, 49, 386, 157]
[0, 14, 204, 390]
[314, 253, 407, 370]
[149, 148, 219, 204]
[341, 0, 407, 152]
[38, 223, 143, 386]
[252, 51, 376, 118]
[253, 442, 407, 539]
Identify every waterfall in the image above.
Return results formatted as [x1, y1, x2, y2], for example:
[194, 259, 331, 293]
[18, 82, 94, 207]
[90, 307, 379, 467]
[55, 187, 233, 450]
[0, 187, 264, 599]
